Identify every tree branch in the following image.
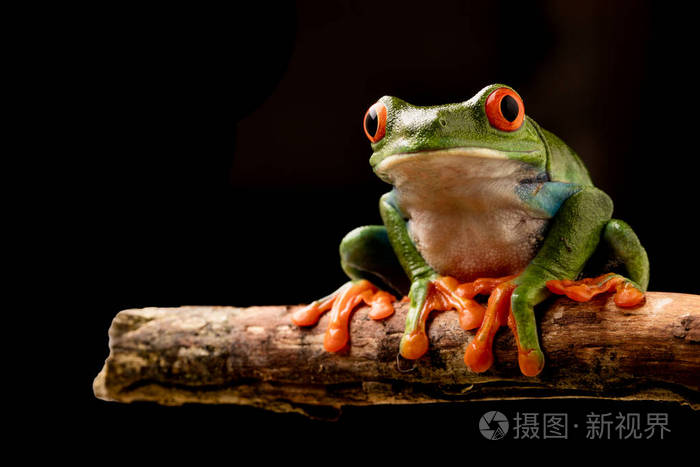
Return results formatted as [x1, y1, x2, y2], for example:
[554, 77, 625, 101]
[94, 292, 700, 416]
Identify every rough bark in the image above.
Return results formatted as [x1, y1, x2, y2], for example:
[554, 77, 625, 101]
[94, 292, 700, 416]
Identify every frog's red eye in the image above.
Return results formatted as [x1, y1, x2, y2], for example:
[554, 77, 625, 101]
[485, 88, 524, 131]
[363, 102, 387, 143]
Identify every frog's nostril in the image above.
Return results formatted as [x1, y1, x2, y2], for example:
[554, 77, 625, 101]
[439, 118, 447, 127]
[363, 102, 387, 143]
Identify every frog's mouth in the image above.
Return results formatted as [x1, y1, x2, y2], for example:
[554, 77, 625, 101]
[378, 147, 507, 169]
[374, 147, 533, 184]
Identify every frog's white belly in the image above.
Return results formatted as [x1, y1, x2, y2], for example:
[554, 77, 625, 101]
[388, 153, 549, 282]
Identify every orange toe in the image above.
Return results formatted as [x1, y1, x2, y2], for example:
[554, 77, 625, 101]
[400, 331, 429, 360]
[324, 326, 349, 352]
[367, 291, 395, 319]
[613, 281, 645, 307]
[518, 349, 545, 377]
[291, 304, 327, 327]
[458, 302, 486, 330]
[464, 340, 493, 373]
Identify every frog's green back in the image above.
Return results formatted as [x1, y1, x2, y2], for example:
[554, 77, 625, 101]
[530, 118, 593, 186]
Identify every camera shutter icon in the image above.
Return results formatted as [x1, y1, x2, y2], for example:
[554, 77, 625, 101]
[479, 411, 509, 440]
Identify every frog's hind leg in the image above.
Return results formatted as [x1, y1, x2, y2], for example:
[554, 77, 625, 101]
[601, 219, 649, 291]
[546, 219, 649, 307]
[338, 225, 410, 296]
[291, 226, 405, 352]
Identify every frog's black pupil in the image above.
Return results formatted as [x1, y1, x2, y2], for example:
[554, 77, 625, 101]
[500, 95, 519, 122]
[365, 107, 378, 136]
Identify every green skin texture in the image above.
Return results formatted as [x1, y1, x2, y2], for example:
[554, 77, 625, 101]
[340, 84, 649, 372]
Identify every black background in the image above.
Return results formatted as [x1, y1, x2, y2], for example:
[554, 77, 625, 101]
[41, 0, 700, 454]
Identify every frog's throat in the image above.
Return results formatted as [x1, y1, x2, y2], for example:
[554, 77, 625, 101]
[374, 147, 522, 182]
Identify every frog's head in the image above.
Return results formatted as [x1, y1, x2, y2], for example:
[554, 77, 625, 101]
[365, 84, 548, 183]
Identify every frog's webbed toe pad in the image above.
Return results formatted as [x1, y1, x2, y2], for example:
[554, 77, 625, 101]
[546, 273, 645, 308]
[291, 280, 396, 352]
[517, 348, 545, 377]
[399, 332, 430, 360]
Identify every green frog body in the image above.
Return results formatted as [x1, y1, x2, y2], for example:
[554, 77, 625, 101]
[292, 84, 648, 376]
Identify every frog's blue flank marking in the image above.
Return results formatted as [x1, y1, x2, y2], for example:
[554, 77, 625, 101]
[516, 180, 583, 217]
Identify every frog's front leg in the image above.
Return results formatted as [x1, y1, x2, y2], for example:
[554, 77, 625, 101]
[481, 187, 624, 376]
[292, 226, 402, 352]
[379, 192, 501, 359]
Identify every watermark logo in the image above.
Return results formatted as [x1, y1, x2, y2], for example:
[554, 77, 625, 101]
[479, 411, 509, 440]
[477, 411, 670, 440]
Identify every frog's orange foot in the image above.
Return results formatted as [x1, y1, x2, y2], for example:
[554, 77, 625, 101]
[398, 274, 517, 362]
[291, 280, 396, 352]
[546, 273, 645, 308]
[454, 273, 544, 376]
[463, 281, 519, 374]
[453, 275, 519, 329]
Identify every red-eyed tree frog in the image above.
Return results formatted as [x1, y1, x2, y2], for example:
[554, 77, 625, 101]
[292, 84, 649, 377]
